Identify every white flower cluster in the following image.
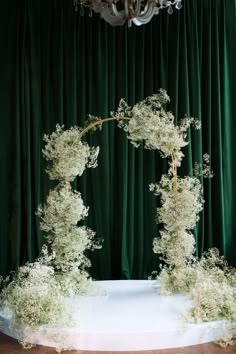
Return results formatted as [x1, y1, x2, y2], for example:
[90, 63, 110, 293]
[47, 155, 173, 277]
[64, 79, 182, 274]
[153, 230, 196, 268]
[218, 323, 236, 347]
[37, 185, 89, 236]
[151, 175, 204, 232]
[155, 249, 236, 345]
[155, 264, 197, 295]
[150, 175, 203, 268]
[194, 153, 214, 178]
[187, 249, 236, 323]
[43, 124, 99, 181]
[37, 184, 101, 275]
[114, 90, 200, 168]
[51, 226, 100, 272]
[55, 269, 97, 297]
[189, 276, 235, 322]
[0, 259, 73, 329]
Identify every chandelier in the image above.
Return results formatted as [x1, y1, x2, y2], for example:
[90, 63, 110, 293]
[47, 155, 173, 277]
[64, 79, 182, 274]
[74, 0, 182, 27]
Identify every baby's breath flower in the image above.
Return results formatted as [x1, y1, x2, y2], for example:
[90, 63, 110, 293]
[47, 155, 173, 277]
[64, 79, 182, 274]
[114, 90, 200, 170]
[36, 184, 89, 236]
[194, 154, 213, 178]
[85, 114, 103, 132]
[43, 124, 99, 181]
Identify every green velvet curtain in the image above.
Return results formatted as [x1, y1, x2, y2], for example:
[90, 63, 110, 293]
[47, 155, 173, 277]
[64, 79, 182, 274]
[0, 0, 236, 279]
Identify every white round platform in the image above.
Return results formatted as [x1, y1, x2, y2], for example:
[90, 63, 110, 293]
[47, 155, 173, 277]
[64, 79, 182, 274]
[0, 280, 228, 350]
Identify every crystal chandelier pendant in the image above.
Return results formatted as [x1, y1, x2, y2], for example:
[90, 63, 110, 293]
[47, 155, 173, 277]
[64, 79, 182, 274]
[74, 0, 183, 27]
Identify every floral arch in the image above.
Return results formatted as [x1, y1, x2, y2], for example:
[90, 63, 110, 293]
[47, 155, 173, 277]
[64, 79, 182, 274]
[0, 90, 235, 349]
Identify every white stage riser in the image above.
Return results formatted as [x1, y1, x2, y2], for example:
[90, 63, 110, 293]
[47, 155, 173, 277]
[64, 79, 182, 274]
[0, 280, 229, 351]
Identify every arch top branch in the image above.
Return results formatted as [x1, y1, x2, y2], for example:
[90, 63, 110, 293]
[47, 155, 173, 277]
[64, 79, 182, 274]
[78, 117, 131, 140]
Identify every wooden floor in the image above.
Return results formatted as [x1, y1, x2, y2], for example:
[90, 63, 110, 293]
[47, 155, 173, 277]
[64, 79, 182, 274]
[0, 333, 236, 354]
